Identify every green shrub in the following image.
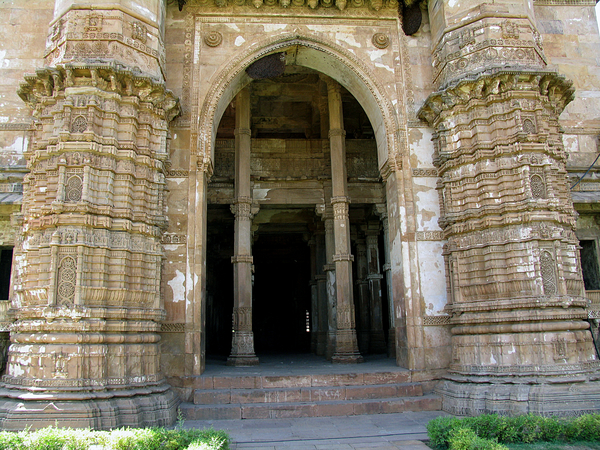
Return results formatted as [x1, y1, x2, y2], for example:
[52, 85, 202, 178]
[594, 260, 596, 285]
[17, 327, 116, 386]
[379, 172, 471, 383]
[448, 427, 508, 450]
[427, 414, 600, 449]
[428, 416, 464, 449]
[0, 426, 229, 450]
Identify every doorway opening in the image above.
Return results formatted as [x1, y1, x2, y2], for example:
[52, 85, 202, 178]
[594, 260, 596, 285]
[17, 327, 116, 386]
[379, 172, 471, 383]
[253, 232, 311, 354]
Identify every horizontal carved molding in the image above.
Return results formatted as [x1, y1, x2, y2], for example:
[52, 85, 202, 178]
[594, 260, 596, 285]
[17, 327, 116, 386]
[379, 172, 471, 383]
[423, 315, 451, 326]
[0, 183, 23, 193]
[416, 231, 445, 241]
[166, 170, 189, 178]
[534, 0, 595, 4]
[162, 234, 186, 244]
[412, 168, 438, 177]
[0, 123, 32, 131]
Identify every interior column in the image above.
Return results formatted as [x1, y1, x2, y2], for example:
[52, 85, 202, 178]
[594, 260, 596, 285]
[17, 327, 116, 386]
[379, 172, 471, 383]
[365, 222, 386, 353]
[228, 87, 259, 366]
[317, 201, 337, 360]
[315, 225, 328, 356]
[355, 234, 371, 354]
[325, 78, 362, 363]
[375, 203, 396, 357]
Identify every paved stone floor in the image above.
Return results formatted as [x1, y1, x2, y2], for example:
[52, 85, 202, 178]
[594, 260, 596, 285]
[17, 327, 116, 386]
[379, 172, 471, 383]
[201, 354, 408, 377]
[184, 410, 447, 449]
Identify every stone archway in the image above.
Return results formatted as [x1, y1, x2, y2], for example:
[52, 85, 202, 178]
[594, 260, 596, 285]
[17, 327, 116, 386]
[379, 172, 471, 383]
[185, 34, 408, 375]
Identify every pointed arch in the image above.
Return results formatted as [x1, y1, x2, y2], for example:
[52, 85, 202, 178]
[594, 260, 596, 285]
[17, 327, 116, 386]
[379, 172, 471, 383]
[196, 32, 402, 172]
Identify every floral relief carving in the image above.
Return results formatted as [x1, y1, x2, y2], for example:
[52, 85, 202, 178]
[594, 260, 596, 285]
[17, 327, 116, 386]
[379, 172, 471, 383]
[57, 256, 77, 306]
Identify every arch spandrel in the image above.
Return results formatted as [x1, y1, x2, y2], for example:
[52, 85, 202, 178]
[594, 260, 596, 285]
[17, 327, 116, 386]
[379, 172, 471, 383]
[195, 32, 404, 172]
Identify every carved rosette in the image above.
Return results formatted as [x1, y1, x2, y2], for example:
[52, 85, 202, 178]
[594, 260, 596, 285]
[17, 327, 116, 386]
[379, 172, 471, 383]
[418, 70, 600, 415]
[1, 64, 181, 429]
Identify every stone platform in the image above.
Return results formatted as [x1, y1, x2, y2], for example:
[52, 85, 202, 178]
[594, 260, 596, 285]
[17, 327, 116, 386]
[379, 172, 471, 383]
[180, 355, 442, 420]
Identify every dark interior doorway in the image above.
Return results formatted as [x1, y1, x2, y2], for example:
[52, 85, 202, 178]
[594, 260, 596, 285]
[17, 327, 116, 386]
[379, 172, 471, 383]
[252, 233, 311, 354]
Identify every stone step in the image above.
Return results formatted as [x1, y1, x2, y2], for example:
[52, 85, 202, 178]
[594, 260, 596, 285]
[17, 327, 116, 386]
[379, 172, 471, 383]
[194, 371, 412, 390]
[194, 382, 423, 405]
[181, 394, 442, 420]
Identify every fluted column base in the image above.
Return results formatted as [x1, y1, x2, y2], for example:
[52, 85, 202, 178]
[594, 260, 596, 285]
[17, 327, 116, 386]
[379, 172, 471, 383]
[227, 331, 259, 366]
[0, 384, 178, 431]
[438, 376, 600, 416]
[332, 329, 363, 364]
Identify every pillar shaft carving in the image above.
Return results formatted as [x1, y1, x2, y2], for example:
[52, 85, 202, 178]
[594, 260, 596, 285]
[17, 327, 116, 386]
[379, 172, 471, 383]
[418, 66, 599, 415]
[228, 88, 258, 366]
[325, 78, 362, 364]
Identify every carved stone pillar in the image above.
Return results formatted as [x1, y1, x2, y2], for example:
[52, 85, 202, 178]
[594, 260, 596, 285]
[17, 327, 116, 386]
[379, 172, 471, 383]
[2, 0, 180, 430]
[228, 88, 258, 366]
[317, 202, 337, 360]
[375, 203, 395, 357]
[314, 226, 328, 357]
[365, 222, 386, 354]
[308, 236, 319, 353]
[325, 78, 362, 364]
[355, 235, 370, 354]
[419, 0, 600, 415]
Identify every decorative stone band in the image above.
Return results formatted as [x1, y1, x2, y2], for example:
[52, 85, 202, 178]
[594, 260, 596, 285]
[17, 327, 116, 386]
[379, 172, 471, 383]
[166, 170, 189, 178]
[448, 296, 588, 314]
[451, 320, 589, 336]
[411, 168, 438, 177]
[186, 0, 398, 10]
[230, 197, 255, 219]
[423, 315, 451, 326]
[0, 123, 32, 131]
[448, 360, 600, 377]
[416, 231, 444, 241]
[234, 128, 252, 137]
[231, 255, 254, 264]
[417, 69, 574, 128]
[160, 323, 185, 332]
[2, 373, 167, 389]
[162, 234, 187, 244]
[329, 129, 347, 138]
[333, 253, 354, 262]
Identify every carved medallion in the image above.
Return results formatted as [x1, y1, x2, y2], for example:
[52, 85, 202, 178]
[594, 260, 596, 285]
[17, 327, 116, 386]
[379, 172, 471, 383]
[372, 33, 390, 49]
[204, 31, 223, 47]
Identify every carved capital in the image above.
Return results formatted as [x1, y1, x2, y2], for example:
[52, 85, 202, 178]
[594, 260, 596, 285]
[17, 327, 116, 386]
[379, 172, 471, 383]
[19, 65, 181, 122]
[418, 70, 574, 127]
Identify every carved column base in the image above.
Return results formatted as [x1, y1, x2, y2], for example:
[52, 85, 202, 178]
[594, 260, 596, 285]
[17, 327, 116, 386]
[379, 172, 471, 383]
[437, 377, 600, 416]
[369, 331, 387, 354]
[227, 331, 259, 366]
[326, 330, 336, 361]
[387, 327, 396, 358]
[0, 384, 178, 431]
[332, 329, 363, 364]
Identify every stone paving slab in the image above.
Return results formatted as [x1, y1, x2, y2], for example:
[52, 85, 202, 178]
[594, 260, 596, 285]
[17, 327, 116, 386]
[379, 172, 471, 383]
[183, 410, 447, 449]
